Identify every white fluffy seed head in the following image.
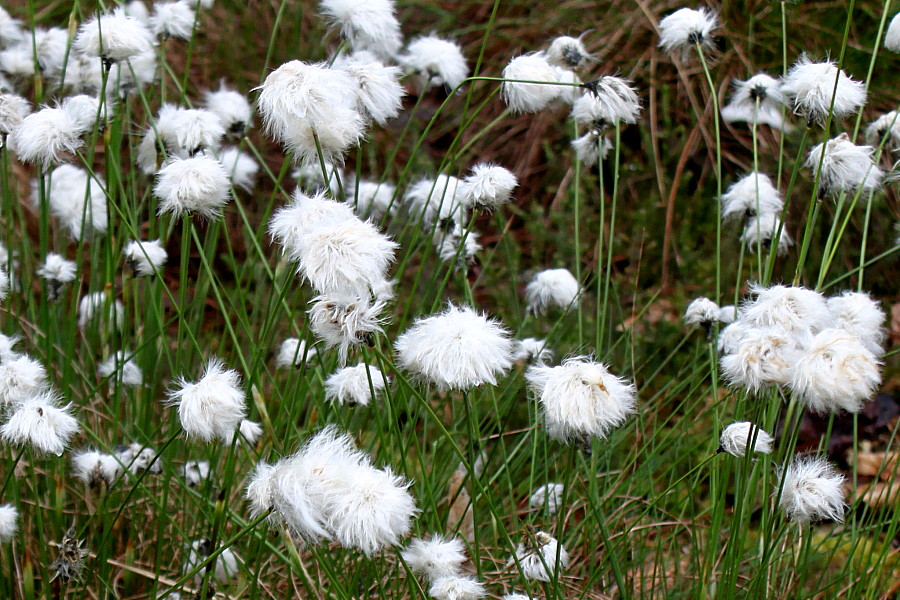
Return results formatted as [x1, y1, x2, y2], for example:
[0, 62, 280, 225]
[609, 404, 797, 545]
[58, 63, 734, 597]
[684, 297, 719, 326]
[721, 172, 784, 222]
[0, 333, 23, 364]
[399, 36, 469, 92]
[97, 350, 143, 387]
[429, 575, 486, 600]
[529, 482, 564, 514]
[461, 163, 517, 210]
[789, 328, 881, 414]
[404, 174, 467, 228]
[432, 225, 481, 268]
[123, 239, 167, 277]
[826, 291, 886, 356]
[524, 268, 580, 315]
[571, 130, 611, 166]
[719, 327, 799, 393]
[72, 449, 122, 485]
[741, 213, 793, 255]
[335, 51, 405, 126]
[275, 338, 317, 368]
[204, 84, 252, 136]
[778, 455, 846, 523]
[781, 55, 866, 125]
[245, 461, 276, 517]
[864, 110, 900, 149]
[180, 460, 211, 486]
[37, 253, 77, 298]
[78, 291, 125, 330]
[167, 358, 247, 442]
[324, 363, 388, 406]
[575, 77, 641, 125]
[1, 391, 80, 456]
[238, 419, 263, 446]
[741, 284, 833, 341]
[511, 337, 553, 364]
[401, 535, 468, 582]
[269, 190, 356, 251]
[140, 105, 226, 172]
[308, 294, 386, 363]
[184, 539, 240, 583]
[501, 53, 563, 114]
[526, 357, 637, 443]
[217, 147, 259, 191]
[155, 154, 231, 220]
[115, 443, 162, 476]
[657, 7, 718, 56]
[510, 531, 570, 582]
[721, 73, 792, 132]
[395, 303, 514, 391]
[149, 1, 196, 39]
[345, 180, 397, 220]
[34, 164, 108, 240]
[73, 9, 154, 62]
[886, 13, 900, 52]
[546, 35, 591, 68]
[0, 504, 19, 543]
[8, 98, 99, 164]
[319, 0, 402, 61]
[719, 422, 774, 457]
[0, 93, 29, 136]
[0, 355, 48, 406]
[806, 133, 883, 196]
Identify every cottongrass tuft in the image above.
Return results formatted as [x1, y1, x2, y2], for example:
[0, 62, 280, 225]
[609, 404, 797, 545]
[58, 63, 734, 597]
[167, 358, 247, 442]
[318, 0, 402, 61]
[1, 391, 80, 456]
[97, 351, 143, 387]
[275, 338, 317, 368]
[461, 163, 517, 210]
[428, 575, 486, 600]
[719, 422, 774, 457]
[529, 482, 565, 514]
[400, 36, 469, 92]
[546, 35, 591, 68]
[657, 6, 718, 56]
[0, 504, 18, 542]
[308, 294, 386, 363]
[154, 154, 232, 220]
[501, 53, 564, 114]
[524, 268, 580, 315]
[509, 530, 570, 582]
[781, 55, 866, 125]
[721, 73, 791, 132]
[778, 455, 847, 523]
[325, 363, 388, 406]
[73, 9, 154, 63]
[123, 239, 167, 276]
[721, 172, 784, 222]
[37, 253, 77, 301]
[805, 133, 883, 197]
[401, 535, 468, 582]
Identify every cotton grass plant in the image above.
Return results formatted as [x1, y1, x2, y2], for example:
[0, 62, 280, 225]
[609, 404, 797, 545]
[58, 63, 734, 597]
[0, 1, 898, 600]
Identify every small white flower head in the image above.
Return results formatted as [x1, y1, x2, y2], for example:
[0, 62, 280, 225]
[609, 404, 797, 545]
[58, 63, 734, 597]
[886, 13, 900, 52]
[97, 351, 143, 387]
[461, 164, 517, 210]
[0, 356, 48, 406]
[204, 84, 253, 136]
[501, 53, 564, 114]
[73, 9, 155, 63]
[217, 147, 258, 191]
[308, 294, 386, 362]
[395, 303, 514, 391]
[125, 1, 150, 23]
[155, 154, 231, 220]
[181, 460, 210, 486]
[827, 291, 886, 356]
[256, 60, 365, 167]
[184, 538, 240, 583]
[717, 320, 751, 356]
[684, 297, 719, 328]
[319, 0, 402, 61]
[806, 133, 883, 197]
[526, 357, 637, 444]
[123, 239, 167, 277]
[238, 419, 263, 445]
[576, 77, 642, 125]
[0, 93, 29, 138]
[553, 66, 583, 104]
[778, 455, 846, 523]
[72, 449, 121, 486]
[721, 73, 792, 132]
[525, 268, 581, 315]
[116, 443, 162, 475]
[78, 292, 125, 330]
[571, 130, 612, 166]
[529, 482, 564, 514]
[37, 253, 77, 301]
[292, 161, 343, 195]
[0, 504, 18, 543]
[401, 535, 467, 582]
[269, 189, 355, 250]
[719, 327, 799, 392]
[512, 337, 553, 364]
[34, 28, 80, 84]
[167, 358, 247, 442]
[400, 36, 469, 92]
[864, 110, 900, 150]
[8, 96, 100, 164]
[1, 391, 80, 456]
[138, 104, 225, 171]
[275, 338, 317, 368]
[346, 180, 397, 220]
[741, 213, 793, 255]
[781, 56, 866, 125]
[742, 284, 833, 340]
[149, 1, 196, 40]
[546, 35, 591, 69]
[325, 363, 388, 406]
[432, 225, 481, 268]
[721, 172, 784, 222]
[34, 164, 108, 240]
[657, 7, 719, 56]
[0, 333, 23, 364]
[245, 461, 276, 517]
[429, 575, 486, 600]
[335, 51, 405, 126]
[0, 6, 25, 47]
[718, 305, 738, 324]
[105, 50, 157, 98]
[405, 174, 468, 228]
[789, 328, 881, 414]
[510, 531, 570, 582]
[719, 422, 774, 457]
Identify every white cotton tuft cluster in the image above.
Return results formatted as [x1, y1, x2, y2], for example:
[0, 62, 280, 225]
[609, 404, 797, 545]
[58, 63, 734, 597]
[571, 131, 612, 166]
[167, 358, 246, 442]
[405, 174, 468, 229]
[308, 294, 386, 362]
[149, 1, 196, 40]
[719, 422, 774, 457]
[395, 303, 514, 391]
[429, 575, 486, 600]
[0, 93, 29, 139]
[324, 363, 388, 406]
[78, 291, 125, 331]
[97, 350, 143, 387]
[217, 146, 259, 191]
[73, 9, 154, 63]
[657, 7, 718, 56]
[512, 337, 553, 364]
[154, 154, 232, 220]
[345, 180, 397, 220]
[781, 55, 866, 125]
[245, 425, 418, 556]
[239, 419, 263, 446]
[461, 163, 517, 210]
[501, 53, 566, 114]
[116, 442, 163, 476]
[806, 133, 883, 197]
[718, 284, 884, 413]
[72, 449, 124, 486]
[508, 531, 570, 582]
[546, 35, 591, 68]
[275, 338, 317, 368]
[8, 95, 102, 164]
[181, 460, 211, 486]
[137, 104, 225, 173]
[33, 165, 108, 240]
[721, 73, 792, 132]
[526, 356, 636, 444]
[864, 110, 900, 150]
[529, 482, 565, 514]
[334, 51, 405, 126]
[257, 60, 365, 167]
[777, 455, 846, 523]
[123, 239, 167, 276]
[183, 538, 241, 583]
[204, 84, 252, 136]
[401, 535, 469, 582]
[0, 504, 18, 543]
[319, 0, 402, 61]
[37, 253, 77, 301]
[720, 172, 792, 255]
[574, 76, 641, 125]
[0, 355, 48, 406]
[886, 13, 900, 52]
[0, 390, 80, 456]
[399, 36, 469, 92]
[524, 268, 580, 315]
